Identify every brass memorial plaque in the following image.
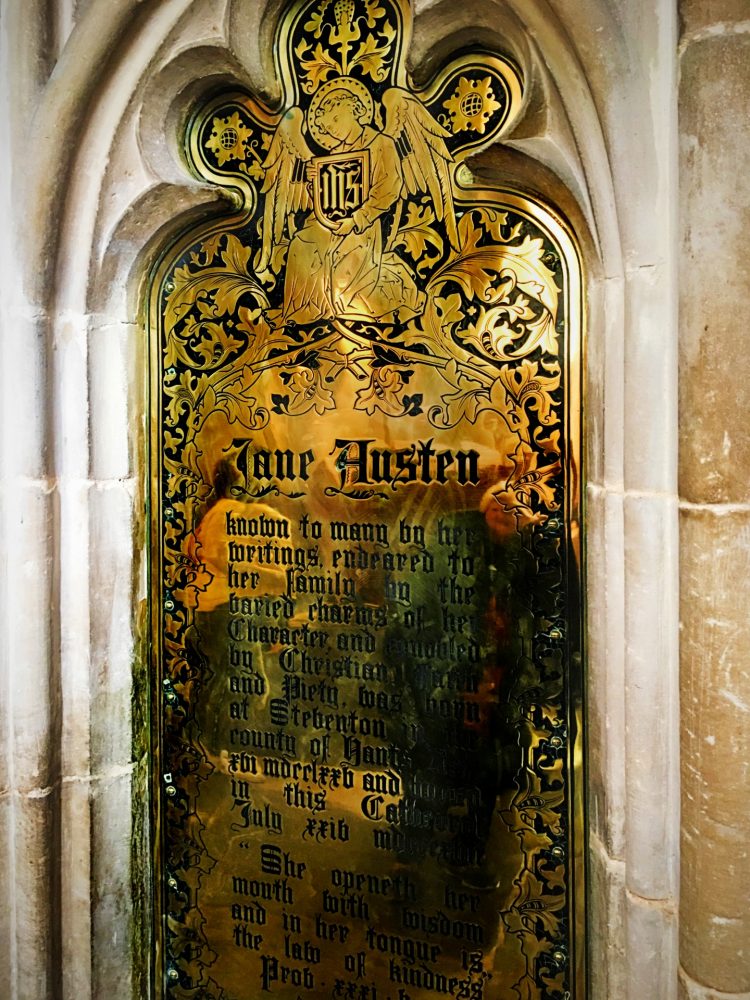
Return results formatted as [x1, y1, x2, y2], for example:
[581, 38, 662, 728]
[150, 2, 584, 997]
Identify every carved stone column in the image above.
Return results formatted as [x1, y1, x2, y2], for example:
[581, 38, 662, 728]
[678, 4, 750, 997]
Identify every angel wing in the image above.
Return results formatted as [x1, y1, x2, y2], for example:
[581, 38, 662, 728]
[383, 87, 459, 252]
[256, 107, 313, 276]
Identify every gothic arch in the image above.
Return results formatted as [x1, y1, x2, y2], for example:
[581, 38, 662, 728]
[1, 1, 679, 997]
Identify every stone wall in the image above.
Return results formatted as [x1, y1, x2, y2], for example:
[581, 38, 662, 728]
[678, 3, 750, 998]
[0, 0, 745, 997]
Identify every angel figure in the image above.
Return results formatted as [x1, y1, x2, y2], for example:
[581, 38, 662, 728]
[256, 76, 458, 329]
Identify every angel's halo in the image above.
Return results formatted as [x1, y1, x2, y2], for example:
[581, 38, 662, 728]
[306, 76, 375, 151]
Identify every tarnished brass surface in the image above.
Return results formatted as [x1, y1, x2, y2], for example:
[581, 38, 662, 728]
[149, 2, 584, 997]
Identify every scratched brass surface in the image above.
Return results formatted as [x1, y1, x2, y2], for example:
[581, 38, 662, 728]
[149, 2, 584, 998]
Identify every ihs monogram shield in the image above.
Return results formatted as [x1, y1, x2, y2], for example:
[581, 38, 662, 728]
[311, 150, 370, 229]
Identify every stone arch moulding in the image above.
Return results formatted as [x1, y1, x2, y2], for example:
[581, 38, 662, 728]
[145, 1, 585, 998]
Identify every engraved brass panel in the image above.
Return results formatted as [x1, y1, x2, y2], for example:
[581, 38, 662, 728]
[149, 2, 584, 997]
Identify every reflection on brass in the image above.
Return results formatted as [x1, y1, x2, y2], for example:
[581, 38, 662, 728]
[149, 1, 584, 998]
